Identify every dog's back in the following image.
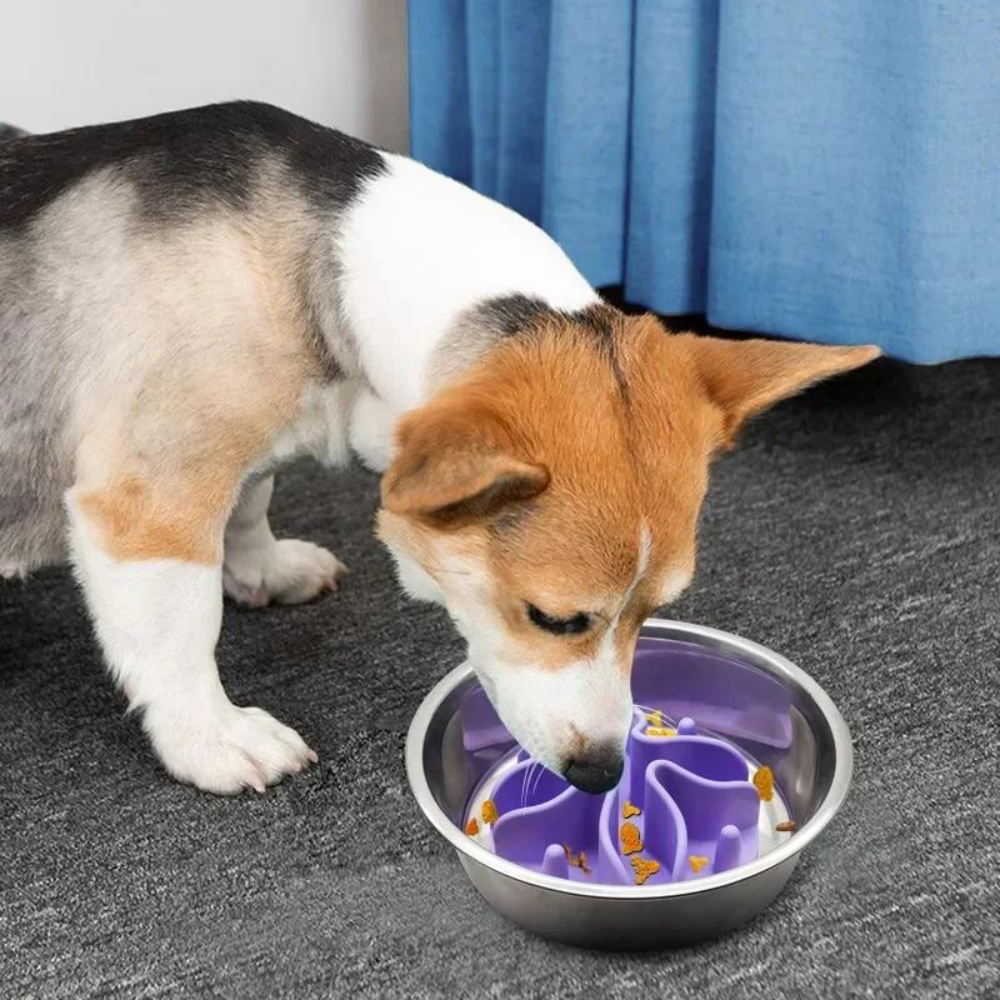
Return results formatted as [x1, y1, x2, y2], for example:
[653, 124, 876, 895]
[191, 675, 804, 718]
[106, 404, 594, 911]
[0, 102, 385, 574]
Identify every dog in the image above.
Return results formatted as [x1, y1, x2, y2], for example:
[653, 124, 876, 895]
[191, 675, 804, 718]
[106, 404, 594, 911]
[0, 102, 878, 795]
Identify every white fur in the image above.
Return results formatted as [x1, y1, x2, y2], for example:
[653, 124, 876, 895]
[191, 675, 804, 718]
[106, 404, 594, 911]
[482, 656, 634, 774]
[658, 566, 694, 606]
[478, 523, 656, 771]
[618, 521, 653, 617]
[223, 477, 346, 607]
[387, 546, 446, 605]
[348, 388, 400, 472]
[67, 491, 316, 793]
[337, 154, 600, 412]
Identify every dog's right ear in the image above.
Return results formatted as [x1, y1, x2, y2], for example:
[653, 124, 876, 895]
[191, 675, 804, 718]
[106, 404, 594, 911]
[381, 398, 549, 525]
[676, 334, 881, 449]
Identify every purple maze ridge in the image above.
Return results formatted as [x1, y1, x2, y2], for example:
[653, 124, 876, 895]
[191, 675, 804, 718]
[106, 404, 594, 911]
[460, 637, 793, 886]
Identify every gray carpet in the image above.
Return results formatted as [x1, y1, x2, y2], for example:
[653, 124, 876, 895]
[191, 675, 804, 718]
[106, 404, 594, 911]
[2, 353, 998, 999]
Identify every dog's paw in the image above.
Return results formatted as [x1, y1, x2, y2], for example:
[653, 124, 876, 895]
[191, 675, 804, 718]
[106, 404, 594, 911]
[144, 698, 317, 794]
[224, 539, 347, 607]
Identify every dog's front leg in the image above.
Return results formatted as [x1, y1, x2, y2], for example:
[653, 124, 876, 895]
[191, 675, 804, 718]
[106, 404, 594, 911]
[66, 487, 316, 794]
[222, 476, 347, 608]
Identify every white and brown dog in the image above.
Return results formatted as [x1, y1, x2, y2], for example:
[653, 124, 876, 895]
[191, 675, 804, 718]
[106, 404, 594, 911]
[0, 102, 878, 795]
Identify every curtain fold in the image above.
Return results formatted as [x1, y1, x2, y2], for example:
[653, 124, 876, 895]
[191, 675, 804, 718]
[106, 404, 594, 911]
[408, 0, 1000, 362]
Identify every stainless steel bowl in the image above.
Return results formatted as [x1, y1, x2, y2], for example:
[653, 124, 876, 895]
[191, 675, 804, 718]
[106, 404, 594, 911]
[406, 619, 853, 949]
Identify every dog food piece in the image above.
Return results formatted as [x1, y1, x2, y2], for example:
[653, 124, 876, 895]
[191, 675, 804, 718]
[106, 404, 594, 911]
[481, 799, 499, 826]
[465, 818, 480, 836]
[753, 766, 775, 802]
[646, 726, 677, 738]
[563, 844, 592, 876]
[622, 801, 641, 819]
[620, 821, 643, 855]
[775, 819, 797, 833]
[646, 709, 662, 727]
[630, 857, 660, 886]
[688, 854, 709, 874]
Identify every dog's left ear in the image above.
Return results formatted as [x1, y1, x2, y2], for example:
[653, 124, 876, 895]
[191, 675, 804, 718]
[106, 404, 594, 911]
[381, 398, 549, 525]
[678, 334, 881, 447]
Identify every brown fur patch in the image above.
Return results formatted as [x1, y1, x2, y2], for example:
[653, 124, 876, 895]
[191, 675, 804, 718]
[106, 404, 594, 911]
[382, 307, 878, 672]
[680, 334, 881, 447]
[77, 477, 225, 564]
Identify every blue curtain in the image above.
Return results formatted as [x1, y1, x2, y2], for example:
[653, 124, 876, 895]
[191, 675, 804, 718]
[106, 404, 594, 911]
[408, 1, 1000, 363]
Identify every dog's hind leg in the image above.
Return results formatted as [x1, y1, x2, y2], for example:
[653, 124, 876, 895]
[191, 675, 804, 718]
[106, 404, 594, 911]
[222, 476, 347, 608]
[66, 480, 317, 794]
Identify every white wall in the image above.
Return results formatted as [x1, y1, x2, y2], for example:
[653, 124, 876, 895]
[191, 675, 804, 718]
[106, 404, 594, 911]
[0, 0, 409, 151]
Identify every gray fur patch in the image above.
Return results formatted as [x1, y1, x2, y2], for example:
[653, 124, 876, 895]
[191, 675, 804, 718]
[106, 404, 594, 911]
[428, 295, 552, 388]
[428, 294, 630, 398]
[298, 229, 367, 384]
[0, 233, 74, 569]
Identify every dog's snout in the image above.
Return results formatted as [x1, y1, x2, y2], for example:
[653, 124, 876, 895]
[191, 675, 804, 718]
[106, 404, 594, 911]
[563, 744, 624, 794]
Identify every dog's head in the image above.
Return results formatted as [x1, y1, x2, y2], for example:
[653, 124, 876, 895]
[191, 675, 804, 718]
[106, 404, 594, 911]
[379, 310, 878, 792]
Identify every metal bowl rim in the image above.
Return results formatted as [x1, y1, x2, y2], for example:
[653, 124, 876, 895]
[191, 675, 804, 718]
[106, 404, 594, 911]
[406, 618, 853, 900]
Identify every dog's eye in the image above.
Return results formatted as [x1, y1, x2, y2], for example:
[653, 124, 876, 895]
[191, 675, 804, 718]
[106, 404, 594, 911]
[526, 603, 591, 636]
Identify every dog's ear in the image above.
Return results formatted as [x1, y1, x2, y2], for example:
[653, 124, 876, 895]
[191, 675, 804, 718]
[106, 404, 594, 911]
[382, 399, 549, 524]
[678, 334, 881, 447]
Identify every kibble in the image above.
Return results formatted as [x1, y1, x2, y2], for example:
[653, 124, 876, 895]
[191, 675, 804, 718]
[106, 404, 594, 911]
[630, 857, 660, 885]
[753, 766, 775, 802]
[620, 821, 643, 855]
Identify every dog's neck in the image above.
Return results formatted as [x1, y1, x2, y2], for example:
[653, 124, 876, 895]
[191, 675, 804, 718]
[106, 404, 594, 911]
[328, 152, 600, 412]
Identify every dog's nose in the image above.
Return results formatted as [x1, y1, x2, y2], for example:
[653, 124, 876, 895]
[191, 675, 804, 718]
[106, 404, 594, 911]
[563, 745, 624, 794]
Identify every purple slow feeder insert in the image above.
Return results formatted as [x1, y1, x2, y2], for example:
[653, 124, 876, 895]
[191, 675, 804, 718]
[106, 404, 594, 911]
[461, 638, 793, 886]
